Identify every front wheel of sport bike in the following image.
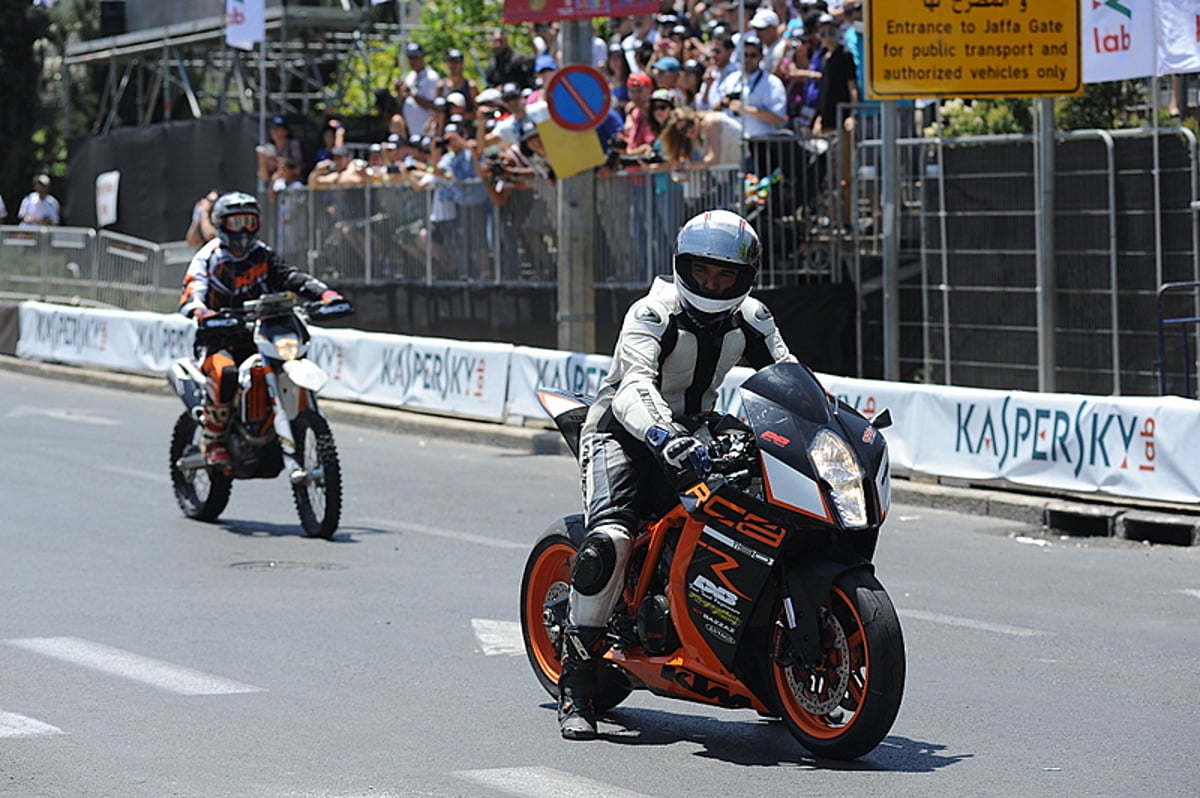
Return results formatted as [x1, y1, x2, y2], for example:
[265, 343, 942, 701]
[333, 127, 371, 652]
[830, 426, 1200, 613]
[169, 410, 232, 521]
[290, 411, 342, 539]
[767, 567, 906, 760]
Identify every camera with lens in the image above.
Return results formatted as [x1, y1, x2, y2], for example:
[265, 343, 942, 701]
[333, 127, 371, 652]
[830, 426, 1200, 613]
[724, 89, 742, 101]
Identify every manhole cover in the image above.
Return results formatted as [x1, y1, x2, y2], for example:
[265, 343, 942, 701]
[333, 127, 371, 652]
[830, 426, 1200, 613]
[229, 560, 347, 571]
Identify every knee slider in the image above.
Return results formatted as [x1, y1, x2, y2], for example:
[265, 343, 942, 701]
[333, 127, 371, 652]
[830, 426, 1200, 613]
[572, 532, 617, 596]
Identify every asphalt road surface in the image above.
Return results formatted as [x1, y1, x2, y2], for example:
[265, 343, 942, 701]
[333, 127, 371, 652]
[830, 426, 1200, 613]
[1, 369, 1198, 798]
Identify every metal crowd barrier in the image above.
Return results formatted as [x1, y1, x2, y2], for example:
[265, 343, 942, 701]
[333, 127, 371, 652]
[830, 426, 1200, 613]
[261, 155, 847, 291]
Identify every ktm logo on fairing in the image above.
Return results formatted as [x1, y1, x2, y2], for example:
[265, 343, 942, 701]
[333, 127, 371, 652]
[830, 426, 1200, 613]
[661, 665, 752, 708]
[704, 494, 787, 549]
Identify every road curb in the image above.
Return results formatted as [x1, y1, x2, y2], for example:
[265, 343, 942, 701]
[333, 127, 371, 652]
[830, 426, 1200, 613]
[5, 355, 1198, 544]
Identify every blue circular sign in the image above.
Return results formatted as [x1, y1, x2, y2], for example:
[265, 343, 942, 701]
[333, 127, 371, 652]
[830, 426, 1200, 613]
[544, 65, 612, 132]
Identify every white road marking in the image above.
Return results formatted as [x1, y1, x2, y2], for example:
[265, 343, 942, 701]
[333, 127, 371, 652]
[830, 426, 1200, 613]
[471, 619, 525, 656]
[1179, 589, 1200, 601]
[97, 465, 168, 483]
[900, 609, 1051, 638]
[359, 518, 527, 550]
[6, 406, 120, 426]
[0, 711, 65, 739]
[5, 637, 266, 695]
[453, 767, 653, 798]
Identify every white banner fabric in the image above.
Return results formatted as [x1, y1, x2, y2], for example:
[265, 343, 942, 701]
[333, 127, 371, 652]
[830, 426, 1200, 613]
[335, 330, 512, 421]
[225, 0, 265, 52]
[15, 303, 1200, 505]
[1082, 0, 1156, 83]
[95, 171, 120, 228]
[1156, 0, 1200, 75]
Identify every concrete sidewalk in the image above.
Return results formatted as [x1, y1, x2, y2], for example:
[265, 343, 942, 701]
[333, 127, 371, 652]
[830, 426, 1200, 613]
[4, 355, 1197, 546]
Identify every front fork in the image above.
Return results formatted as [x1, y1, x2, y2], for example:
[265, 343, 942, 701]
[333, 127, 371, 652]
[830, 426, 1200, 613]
[262, 367, 314, 485]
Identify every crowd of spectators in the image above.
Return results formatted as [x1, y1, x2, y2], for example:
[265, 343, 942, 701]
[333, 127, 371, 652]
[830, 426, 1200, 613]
[241, 1, 872, 280]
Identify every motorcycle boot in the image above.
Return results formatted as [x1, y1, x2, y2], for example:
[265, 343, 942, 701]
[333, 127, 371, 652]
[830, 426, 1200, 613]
[201, 402, 232, 469]
[557, 625, 606, 740]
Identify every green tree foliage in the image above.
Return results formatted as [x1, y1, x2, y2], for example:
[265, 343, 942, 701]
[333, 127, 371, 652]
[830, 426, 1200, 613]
[329, 0, 529, 118]
[922, 98, 1033, 137]
[1055, 81, 1146, 131]
[0, 2, 52, 215]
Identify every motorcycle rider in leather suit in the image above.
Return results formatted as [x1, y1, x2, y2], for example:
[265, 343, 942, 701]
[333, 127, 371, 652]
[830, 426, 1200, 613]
[178, 191, 343, 468]
[558, 209, 796, 739]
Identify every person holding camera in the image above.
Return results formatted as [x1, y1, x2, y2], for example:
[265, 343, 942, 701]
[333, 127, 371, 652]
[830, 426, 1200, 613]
[715, 36, 788, 139]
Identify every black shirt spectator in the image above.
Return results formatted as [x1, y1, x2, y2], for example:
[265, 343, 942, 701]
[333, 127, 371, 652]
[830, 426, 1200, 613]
[485, 29, 534, 90]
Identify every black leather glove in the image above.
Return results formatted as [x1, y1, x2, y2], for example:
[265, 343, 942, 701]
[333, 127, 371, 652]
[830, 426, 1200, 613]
[647, 425, 713, 489]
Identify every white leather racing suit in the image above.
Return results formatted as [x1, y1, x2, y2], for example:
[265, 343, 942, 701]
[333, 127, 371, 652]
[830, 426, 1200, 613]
[570, 276, 795, 626]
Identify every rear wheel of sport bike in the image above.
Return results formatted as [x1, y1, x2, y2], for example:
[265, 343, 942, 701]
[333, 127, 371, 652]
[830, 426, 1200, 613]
[169, 410, 232, 521]
[291, 411, 342, 539]
[519, 533, 632, 713]
[767, 567, 906, 760]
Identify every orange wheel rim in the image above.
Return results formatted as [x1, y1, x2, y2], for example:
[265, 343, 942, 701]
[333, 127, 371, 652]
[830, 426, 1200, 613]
[773, 585, 868, 739]
[525, 542, 575, 683]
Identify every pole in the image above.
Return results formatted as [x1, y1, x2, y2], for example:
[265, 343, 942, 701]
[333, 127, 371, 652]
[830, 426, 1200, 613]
[555, 20, 596, 354]
[881, 100, 900, 381]
[1035, 97, 1057, 392]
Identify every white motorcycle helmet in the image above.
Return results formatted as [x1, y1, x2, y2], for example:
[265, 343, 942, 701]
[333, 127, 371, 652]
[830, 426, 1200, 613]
[673, 209, 761, 324]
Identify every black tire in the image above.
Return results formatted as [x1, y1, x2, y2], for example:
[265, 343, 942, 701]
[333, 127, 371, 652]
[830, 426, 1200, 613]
[290, 411, 342, 539]
[169, 410, 232, 521]
[519, 533, 632, 713]
[767, 568, 906, 760]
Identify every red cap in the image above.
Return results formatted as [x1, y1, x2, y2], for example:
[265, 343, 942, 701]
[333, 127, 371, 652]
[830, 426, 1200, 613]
[626, 72, 653, 89]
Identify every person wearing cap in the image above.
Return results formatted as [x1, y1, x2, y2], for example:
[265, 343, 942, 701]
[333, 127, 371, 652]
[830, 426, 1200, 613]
[434, 123, 490, 278]
[485, 29, 534, 91]
[399, 41, 441, 139]
[750, 8, 787, 75]
[678, 58, 706, 110]
[650, 57, 686, 109]
[257, 115, 304, 183]
[622, 72, 658, 157]
[436, 49, 478, 122]
[647, 88, 679, 147]
[489, 82, 531, 147]
[18, 175, 60, 227]
[526, 55, 558, 104]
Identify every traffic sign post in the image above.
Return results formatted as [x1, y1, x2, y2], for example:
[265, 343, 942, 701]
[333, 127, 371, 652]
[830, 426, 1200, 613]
[544, 65, 612, 131]
[867, 1, 1083, 99]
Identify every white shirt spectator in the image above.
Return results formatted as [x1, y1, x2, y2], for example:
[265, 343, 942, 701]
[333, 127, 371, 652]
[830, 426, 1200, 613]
[717, 67, 788, 138]
[18, 181, 61, 227]
[403, 65, 441, 138]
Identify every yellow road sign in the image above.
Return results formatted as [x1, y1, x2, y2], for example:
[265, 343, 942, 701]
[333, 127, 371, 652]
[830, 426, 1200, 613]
[866, 0, 1083, 99]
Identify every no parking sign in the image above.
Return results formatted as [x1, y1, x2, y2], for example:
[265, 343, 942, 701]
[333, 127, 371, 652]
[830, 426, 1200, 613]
[544, 65, 612, 132]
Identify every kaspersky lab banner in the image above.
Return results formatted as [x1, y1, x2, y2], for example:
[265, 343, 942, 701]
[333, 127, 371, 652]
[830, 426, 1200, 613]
[1084, 0, 1200, 82]
[16, 302, 1200, 506]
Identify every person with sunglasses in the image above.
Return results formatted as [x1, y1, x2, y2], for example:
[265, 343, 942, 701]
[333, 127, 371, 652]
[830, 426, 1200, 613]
[179, 192, 344, 468]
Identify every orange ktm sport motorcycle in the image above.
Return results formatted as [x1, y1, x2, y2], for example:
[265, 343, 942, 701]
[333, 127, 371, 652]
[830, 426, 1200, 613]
[520, 362, 905, 760]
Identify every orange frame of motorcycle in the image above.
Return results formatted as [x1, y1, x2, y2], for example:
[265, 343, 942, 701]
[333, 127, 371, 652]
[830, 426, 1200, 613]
[608, 502, 772, 714]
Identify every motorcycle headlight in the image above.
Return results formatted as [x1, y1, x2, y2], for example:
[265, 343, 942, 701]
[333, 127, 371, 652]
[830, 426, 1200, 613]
[273, 335, 301, 361]
[808, 429, 868, 528]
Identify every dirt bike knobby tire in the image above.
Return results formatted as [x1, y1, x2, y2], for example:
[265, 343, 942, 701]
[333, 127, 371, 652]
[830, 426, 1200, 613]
[290, 410, 342, 539]
[169, 410, 232, 522]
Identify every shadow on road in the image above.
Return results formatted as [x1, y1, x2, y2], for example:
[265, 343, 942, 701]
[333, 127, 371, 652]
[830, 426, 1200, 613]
[583, 705, 969, 773]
